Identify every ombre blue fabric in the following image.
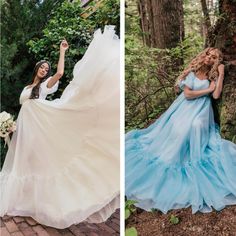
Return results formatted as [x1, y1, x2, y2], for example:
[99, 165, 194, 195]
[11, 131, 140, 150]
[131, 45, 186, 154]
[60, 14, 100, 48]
[125, 72, 236, 214]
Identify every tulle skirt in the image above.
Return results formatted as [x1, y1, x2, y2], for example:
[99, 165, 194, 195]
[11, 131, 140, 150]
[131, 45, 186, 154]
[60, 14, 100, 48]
[126, 93, 236, 213]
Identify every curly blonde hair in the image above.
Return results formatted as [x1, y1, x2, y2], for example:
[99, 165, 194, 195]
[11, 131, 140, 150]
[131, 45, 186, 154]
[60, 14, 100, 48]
[175, 47, 223, 89]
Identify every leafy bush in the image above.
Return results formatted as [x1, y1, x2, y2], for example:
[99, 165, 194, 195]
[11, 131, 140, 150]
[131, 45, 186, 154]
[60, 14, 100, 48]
[125, 0, 204, 131]
[125, 199, 138, 236]
[89, 0, 120, 35]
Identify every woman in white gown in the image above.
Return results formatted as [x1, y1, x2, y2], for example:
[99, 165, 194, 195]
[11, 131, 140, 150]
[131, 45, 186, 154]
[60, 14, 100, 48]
[0, 26, 120, 229]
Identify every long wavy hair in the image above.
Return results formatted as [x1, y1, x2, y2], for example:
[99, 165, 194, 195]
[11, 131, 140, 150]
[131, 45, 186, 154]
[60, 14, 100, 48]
[29, 60, 51, 99]
[175, 47, 223, 88]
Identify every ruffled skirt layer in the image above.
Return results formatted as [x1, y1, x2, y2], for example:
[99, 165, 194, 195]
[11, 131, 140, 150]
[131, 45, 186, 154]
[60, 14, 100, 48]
[126, 93, 236, 213]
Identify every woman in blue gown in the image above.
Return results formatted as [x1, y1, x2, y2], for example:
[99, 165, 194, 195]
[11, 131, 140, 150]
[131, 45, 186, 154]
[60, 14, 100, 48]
[125, 47, 236, 214]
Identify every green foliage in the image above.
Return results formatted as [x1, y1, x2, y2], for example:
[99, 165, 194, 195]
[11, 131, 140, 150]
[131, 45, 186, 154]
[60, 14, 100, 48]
[125, 227, 138, 236]
[184, 1, 203, 36]
[125, 200, 138, 236]
[184, 0, 218, 35]
[1, 38, 29, 114]
[1, 0, 64, 44]
[125, 0, 204, 131]
[125, 199, 138, 220]
[89, 0, 120, 35]
[125, 1, 180, 131]
[180, 35, 204, 67]
[169, 215, 180, 225]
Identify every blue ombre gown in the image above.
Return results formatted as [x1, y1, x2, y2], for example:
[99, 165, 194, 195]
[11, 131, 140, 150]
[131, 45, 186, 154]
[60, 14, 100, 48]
[125, 72, 236, 213]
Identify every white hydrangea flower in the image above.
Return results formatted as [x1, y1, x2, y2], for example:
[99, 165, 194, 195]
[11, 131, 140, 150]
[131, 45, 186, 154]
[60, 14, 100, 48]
[0, 111, 17, 146]
[0, 111, 11, 123]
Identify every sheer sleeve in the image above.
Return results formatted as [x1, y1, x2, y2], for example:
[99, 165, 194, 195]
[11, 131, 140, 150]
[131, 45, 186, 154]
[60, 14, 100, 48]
[180, 71, 194, 89]
[40, 77, 59, 95]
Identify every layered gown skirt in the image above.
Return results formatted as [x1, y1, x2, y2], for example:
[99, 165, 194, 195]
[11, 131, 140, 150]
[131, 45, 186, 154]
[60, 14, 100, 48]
[125, 73, 236, 213]
[0, 26, 120, 228]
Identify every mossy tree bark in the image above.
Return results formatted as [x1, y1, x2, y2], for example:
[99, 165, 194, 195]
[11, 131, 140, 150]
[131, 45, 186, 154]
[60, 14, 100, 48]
[208, 0, 236, 142]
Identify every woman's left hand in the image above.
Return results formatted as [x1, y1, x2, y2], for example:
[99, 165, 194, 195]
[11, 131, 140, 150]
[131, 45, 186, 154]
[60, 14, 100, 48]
[218, 64, 224, 75]
[60, 39, 69, 51]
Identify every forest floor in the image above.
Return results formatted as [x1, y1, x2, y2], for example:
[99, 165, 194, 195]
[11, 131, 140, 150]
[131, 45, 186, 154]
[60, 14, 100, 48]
[1, 209, 120, 236]
[126, 206, 236, 236]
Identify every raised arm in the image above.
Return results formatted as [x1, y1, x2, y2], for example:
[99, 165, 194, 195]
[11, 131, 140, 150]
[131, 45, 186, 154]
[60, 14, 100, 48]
[212, 64, 224, 99]
[184, 81, 215, 99]
[47, 39, 69, 88]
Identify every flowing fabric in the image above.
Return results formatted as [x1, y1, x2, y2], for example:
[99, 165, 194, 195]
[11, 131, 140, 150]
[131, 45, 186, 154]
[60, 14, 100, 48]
[0, 26, 120, 229]
[126, 72, 236, 214]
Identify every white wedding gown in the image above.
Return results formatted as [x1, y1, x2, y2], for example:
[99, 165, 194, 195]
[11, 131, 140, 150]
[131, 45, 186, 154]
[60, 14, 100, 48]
[0, 26, 120, 229]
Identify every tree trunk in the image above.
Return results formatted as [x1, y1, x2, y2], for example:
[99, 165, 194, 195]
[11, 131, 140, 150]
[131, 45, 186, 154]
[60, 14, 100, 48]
[207, 0, 236, 142]
[138, 0, 152, 46]
[200, 0, 211, 46]
[138, 0, 184, 71]
[138, 0, 184, 49]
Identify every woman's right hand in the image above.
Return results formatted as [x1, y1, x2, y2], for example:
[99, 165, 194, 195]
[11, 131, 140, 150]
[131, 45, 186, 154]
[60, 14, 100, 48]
[208, 80, 216, 92]
[60, 39, 69, 52]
